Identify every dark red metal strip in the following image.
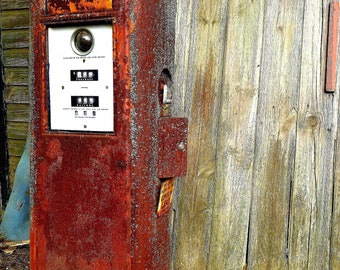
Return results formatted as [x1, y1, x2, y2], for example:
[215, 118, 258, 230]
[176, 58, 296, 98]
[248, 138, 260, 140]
[326, 1, 340, 93]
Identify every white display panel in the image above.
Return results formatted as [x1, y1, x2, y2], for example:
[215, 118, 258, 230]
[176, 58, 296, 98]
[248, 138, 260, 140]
[48, 25, 114, 132]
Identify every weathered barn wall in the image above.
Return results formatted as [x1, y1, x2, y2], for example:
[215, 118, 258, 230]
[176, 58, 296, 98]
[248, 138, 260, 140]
[0, 12, 8, 208]
[0, 0, 30, 195]
[172, 0, 340, 269]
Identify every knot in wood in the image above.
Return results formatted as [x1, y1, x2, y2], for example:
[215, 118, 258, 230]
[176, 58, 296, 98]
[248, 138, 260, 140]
[306, 115, 319, 129]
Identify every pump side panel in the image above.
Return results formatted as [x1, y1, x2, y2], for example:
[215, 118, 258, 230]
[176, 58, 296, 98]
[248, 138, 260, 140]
[129, 0, 176, 269]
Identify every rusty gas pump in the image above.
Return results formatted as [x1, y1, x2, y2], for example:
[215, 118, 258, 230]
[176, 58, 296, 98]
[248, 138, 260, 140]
[30, 0, 187, 269]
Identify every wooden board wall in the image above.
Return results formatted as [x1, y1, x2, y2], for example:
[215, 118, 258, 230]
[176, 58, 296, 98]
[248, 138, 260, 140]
[0, 0, 30, 189]
[172, 0, 340, 269]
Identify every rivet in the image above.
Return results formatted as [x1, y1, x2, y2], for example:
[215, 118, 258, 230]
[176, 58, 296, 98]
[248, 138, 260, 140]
[178, 142, 185, 150]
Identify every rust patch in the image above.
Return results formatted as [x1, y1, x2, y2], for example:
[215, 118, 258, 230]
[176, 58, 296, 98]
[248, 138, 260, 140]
[46, 139, 62, 160]
[48, 0, 112, 14]
[158, 117, 188, 178]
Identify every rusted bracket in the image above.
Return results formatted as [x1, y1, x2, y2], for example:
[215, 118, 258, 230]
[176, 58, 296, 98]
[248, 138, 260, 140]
[326, 2, 340, 93]
[158, 117, 188, 179]
[157, 117, 188, 216]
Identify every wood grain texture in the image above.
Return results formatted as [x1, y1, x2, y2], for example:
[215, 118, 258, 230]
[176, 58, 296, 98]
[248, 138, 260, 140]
[6, 104, 30, 122]
[173, 0, 227, 269]
[174, 0, 340, 269]
[1, 10, 29, 30]
[247, 1, 304, 269]
[288, 1, 337, 269]
[7, 142, 26, 159]
[7, 122, 29, 140]
[4, 67, 29, 86]
[5, 86, 29, 104]
[208, 0, 264, 268]
[8, 156, 22, 186]
[331, 90, 340, 269]
[2, 29, 30, 49]
[0, 0, 29, 10]
[3, 48, 29, 67]
[1, 3, 30, 192]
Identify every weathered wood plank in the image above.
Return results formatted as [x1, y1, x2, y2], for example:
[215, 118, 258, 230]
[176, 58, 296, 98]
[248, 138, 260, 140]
[7, 138, 26, 186]
[172, 1, 198, 265]
[1, 10, 30, 30]
[207, 1, 264, 269]
[7, 140, 26, 159]
[4, 67, 29, 86]
[331, 91, 340, 269]
[288, 1, 337, 269]
[7, 122, 29, 140]
[5, 85, 29, 104]
[247, 1, 304, 269]
[173, 0, 227, 269]
[0, 0, 29, 10]
[2, 29, 29, 49]
[3, 48, 29, 67]
[331, 17, 340, 263]
[8, 156, 22, 187]
[0, 0, 31, 206]
[6, 103, 30, 122]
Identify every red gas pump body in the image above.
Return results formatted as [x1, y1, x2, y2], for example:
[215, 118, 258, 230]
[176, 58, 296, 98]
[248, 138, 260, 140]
[30, 0, 186, 269]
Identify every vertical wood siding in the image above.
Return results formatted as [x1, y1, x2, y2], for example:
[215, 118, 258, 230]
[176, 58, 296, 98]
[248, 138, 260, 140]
[0, 1, 30, 189]
[173, 0, 340, 269]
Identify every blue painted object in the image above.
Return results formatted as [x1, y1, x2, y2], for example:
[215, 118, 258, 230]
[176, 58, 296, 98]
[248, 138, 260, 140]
[0, 134, 30, 241]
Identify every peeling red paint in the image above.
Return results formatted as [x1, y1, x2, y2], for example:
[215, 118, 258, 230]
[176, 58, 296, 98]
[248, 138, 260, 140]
[48, 0, 112, 15]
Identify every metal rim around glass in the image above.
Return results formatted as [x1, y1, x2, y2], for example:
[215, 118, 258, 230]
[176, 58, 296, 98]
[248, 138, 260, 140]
[71, 28, 95, 56]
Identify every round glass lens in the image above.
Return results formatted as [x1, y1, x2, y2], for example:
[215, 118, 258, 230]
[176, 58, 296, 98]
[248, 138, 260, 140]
[74, 30, 93, 54]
